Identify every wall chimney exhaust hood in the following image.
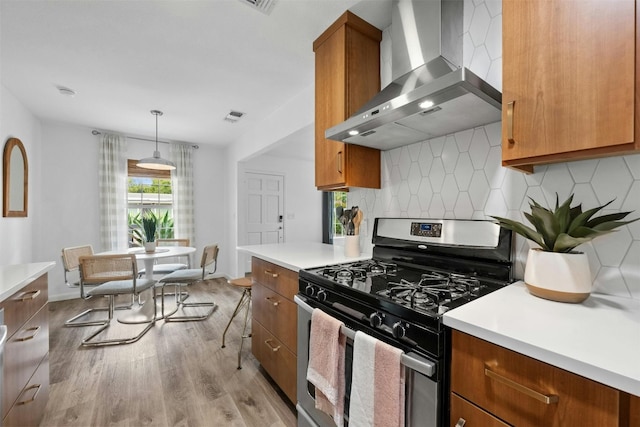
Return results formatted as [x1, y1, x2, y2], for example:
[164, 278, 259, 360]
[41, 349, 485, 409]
[325, 0, 501, 151]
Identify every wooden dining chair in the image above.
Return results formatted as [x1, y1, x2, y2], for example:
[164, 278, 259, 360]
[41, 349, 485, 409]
[157, 244, 218, 322]
[61, 245, 94, 291]
[77, 254, 157, 346]
[138, 238, 191, 278]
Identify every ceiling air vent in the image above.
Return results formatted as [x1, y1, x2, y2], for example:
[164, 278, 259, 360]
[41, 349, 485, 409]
[224, 110, 246, 123]
[237, 0, 277, 15]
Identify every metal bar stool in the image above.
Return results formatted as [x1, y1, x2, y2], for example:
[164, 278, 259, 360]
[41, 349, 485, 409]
[222, 277, 252, 369]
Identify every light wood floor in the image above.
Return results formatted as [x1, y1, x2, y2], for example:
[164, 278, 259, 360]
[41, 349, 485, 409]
[41, 278, 297, 427]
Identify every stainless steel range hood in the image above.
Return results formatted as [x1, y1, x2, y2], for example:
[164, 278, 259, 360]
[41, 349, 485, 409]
[326, 0, 501, 150]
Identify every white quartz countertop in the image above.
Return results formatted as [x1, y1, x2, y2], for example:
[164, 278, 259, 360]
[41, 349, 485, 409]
[0, 262, 56, 302]
[237, 242, 371, 271]
[443, 281, 640, 396]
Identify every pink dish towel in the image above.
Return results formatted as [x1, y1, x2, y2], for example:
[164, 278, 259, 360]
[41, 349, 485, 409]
[306, 308, 346, 427]
[348, 331, 405, 427]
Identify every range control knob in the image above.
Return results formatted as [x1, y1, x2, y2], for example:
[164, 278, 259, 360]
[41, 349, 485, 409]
[305, 284, 317, 297]
[317, 290, 327, 302]
[369, 312, 384, 328]
[392, 322, 407, 339]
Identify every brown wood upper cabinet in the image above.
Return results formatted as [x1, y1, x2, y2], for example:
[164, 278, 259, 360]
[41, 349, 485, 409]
[502, 0, 639, 173]
[313, 11, 382, 190]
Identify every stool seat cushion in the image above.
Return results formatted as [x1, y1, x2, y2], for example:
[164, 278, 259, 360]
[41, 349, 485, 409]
[229, 277, 252, 288]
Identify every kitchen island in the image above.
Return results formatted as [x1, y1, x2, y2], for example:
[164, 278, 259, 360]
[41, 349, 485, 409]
[237, 241, 370, 271]
[444, 281, 640, 426]
[237, 241, 370, 404]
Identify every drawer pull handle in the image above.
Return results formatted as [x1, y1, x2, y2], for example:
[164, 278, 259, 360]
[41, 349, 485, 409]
[485, 368, 558, 404]
[265, 297, 280, 307]
[18, 289, 41, 301]
[264, 270, 279, 278]
[16, 326, 41, 342]
[455, 418, 466, 427]
[264, 339, 281, 352]
[17, 383, 41, 406]
[506, 101, 515, 144]
[337, 151, 343, 174]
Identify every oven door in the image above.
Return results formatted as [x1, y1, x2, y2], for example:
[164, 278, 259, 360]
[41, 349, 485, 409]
[295, 295, 441, 427]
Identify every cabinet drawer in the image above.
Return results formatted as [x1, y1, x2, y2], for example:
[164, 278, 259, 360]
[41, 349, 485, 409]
[251, 257, 298, 300]
[3, 353, 49, 427]
[251, 319, 296, 404]
[252, 283, 297, 354]
[1, 273, 48, 338]
[3, 304, 49, 418]
[450, 393, 510, 427]
[451, 331, 625, 427]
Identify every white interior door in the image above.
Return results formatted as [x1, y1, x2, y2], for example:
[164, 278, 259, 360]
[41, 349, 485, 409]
[245, 172, 284, 251]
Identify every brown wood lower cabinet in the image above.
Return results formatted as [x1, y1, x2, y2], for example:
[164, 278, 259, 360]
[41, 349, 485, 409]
[3, 354, 49, 427]
[631, 394, 640, 427]
[251, 319, 296, 403]
[450, 331, 632, 427]
[251, 257, 297, 404]
[1, 271, 50, 427]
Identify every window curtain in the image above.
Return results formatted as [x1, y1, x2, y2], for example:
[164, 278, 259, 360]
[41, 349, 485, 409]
[170, 143, 196, 246]
[98, 133, 128, 252]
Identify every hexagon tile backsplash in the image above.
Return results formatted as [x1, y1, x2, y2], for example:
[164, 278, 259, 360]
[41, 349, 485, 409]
[350, 0, 640, 300]
[349, 125, 640, 300]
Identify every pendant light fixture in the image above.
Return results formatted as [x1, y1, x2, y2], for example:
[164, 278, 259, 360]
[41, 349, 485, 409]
[137, 110, 176, 170]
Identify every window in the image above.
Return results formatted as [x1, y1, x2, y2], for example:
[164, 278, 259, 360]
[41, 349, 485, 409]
[322, 191, 348, 244]
[127, 159, 174, 246]
[332, 191, 348, 237]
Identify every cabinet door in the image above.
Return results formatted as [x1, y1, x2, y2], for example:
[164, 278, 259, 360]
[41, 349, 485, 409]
[451, 331, 626, 427]
[502, 0, 637, 170]
[3, 354, 49, 427]
[251, 283, 297, 353]
[251, 319, 297, 403]
[314, 12, 382, 190]
[315, 24, 348, 188]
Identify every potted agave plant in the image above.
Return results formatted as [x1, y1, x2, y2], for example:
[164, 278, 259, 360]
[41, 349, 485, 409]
[142, 212, 158, 253]
[492, 194, 638, 303]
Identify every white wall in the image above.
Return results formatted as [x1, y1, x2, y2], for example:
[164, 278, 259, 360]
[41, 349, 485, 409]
[350, 0, 640, 300]
[0, 86, 41, 264]
[226, 84, 316, 277]
[6, 117, 230, 300]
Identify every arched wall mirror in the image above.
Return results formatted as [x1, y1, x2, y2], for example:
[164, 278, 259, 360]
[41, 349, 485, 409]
[3, 137, 29, 217]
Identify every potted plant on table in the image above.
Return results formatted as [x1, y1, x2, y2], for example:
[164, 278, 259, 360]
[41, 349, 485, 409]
[491, 194, 638, 303]
[142, 212, 158, 253]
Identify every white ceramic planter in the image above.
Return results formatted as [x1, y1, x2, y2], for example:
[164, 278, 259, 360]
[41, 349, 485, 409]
[524, 248, 592, 303]
[144, 241, 156, 253]
[344, 235, 360, 257]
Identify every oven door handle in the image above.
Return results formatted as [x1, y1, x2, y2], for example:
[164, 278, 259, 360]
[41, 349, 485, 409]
[295, 295, 437, 377]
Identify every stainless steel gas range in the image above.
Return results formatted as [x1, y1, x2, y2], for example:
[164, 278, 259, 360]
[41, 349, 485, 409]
[295, 218, 513, 427]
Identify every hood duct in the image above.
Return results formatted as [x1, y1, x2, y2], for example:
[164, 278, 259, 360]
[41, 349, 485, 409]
[325, 0, 501, 150]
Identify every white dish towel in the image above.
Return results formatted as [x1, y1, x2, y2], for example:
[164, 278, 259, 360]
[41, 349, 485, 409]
[349, 331, 405, 427]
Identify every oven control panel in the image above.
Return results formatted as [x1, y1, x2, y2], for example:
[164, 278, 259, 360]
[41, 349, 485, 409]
[410, 222, 442, 238]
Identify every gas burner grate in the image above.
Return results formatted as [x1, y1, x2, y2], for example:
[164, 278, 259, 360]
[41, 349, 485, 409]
[316, 260, 398, 285]
[377, 272, 484, 314]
